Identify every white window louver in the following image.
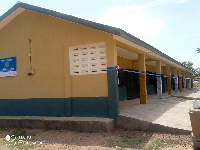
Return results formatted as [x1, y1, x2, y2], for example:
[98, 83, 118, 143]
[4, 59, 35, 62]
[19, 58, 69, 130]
[69, 43, 107, 75]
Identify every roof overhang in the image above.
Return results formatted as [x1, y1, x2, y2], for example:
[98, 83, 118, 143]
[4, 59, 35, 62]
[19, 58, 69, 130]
[114, 35, 194, 73]
[0, 7, 25, 30]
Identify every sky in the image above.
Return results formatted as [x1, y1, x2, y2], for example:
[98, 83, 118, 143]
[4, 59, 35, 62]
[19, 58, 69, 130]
[0, 0, 200, 69]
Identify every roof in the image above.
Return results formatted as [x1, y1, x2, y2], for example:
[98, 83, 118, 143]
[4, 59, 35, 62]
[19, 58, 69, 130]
[0, 2, 194, 73]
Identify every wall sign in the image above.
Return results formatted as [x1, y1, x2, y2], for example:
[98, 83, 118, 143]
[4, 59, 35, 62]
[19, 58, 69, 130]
[0, 57, 17, 77]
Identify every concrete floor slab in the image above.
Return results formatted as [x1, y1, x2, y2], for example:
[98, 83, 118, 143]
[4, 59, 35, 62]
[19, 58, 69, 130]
[118, 88, 200, 134]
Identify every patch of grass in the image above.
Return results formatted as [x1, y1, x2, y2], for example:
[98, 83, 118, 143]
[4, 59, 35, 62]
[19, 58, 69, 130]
[108, 139, 116, 147]
[122, 136, 146, 145]
[44, 127, 52, 131]
[108, 136, 148, 149]
[4, 138, 34, 150]
[3, 128, 40, 150]
[0, 124, 5, 129]
[193, 84, 200, 88]
[11, 128, 29, 137]
[142, 139, 179, 150]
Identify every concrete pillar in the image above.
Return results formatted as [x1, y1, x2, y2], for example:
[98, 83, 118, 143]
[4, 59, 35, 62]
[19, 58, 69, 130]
[138, 54, 147, 104]
[183, 72, 186, 91]
[166, 65, 172, 95]
[107, 40, 117, 67]
[107, 40, 119, 119]
[188, 73, 191, 89]
[189, 73, 192, 89]
[174, 68, 179, 93]
[186, 72, 189, 89]
[178, 70, 183, 92]
[156, 60, 162, 99]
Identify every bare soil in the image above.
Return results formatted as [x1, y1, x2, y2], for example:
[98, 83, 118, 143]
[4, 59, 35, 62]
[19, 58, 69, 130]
[0, 128, 193, 150]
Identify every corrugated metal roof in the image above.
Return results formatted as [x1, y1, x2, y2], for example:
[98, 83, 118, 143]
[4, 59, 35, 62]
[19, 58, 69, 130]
[0, 2, 194, 73]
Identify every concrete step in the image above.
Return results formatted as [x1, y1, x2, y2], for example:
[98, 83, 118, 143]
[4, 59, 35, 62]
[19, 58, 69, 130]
[0, 116, 114, 133]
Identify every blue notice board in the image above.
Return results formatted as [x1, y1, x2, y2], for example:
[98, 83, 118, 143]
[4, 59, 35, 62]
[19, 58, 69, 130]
[0, 57, 17, 77]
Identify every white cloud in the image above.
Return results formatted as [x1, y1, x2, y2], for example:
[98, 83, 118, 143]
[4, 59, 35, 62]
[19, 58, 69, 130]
[176, 0, 188, 3]
[86, 5, 165, 40]
[150, 0, 188, 6]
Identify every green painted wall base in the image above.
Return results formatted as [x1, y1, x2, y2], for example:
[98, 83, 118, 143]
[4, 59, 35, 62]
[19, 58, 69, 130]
[72, 97, 108, 117]
[0, 67, 120, 119]
[0, 97, 109, 118]
[107, 68, 119, 119]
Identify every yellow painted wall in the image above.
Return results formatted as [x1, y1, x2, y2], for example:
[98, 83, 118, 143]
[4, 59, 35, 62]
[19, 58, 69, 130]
[161, 68, 164, 74]
[117, 56, 132, 69]
[118, 57, 159, 74]
[146, 64, 156, 73]
[0, 10, 115, 99]
[132, 61, 139, 70]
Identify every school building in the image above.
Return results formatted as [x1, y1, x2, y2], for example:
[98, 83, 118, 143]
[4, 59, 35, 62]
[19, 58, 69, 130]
[0, 2, 194, 119]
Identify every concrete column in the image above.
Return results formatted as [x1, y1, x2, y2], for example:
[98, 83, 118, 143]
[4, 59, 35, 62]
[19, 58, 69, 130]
[183, 72, 186, 91]
[166, 65, 172, 95]
[188, 74, 192, 89]
[178, 70, 183, 92]
[186, 72, 189, 89]
[174, 68, 179, 93]
[189, 73, 192, 89]
[107, 40, 119, 119]
[107, 40, 117, 67]
[190, 73, 193, 88]
[156, 60, 162, 99]
[138, 54, 147, 104]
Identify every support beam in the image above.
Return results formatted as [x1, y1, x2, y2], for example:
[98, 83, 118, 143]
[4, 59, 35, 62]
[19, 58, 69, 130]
[156, 60, 162, 99]
[138, 54, 147, 104]
[174, 68, 179, 93]
[166, 65, 172, 95]
[178, 70, 183, 92]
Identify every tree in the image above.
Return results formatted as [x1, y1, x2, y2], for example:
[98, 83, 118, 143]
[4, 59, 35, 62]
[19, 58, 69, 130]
[181, 61, 198, 77]
[181, 61, 194, 70]
[182, 61, 200, 77]
[197, 48, 200, 53]
[194, 67, 200, 77]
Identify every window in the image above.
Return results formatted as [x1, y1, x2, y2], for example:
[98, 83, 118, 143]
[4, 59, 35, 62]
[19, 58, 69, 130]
[69, 43, 107, 75]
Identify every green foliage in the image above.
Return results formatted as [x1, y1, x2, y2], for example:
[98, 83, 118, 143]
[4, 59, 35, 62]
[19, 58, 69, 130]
[181, 61, 200, 77]
[142, 139, 179, 150]
[108, 136, 179, 150]
[197, 48, 200, 53]
[194, 67, 200, 77]
[4, 137, 34, 150]
[11, 129, 28, 138]
[122, 136, 147, 145]
[193, 84, 200, 88]
[181, 61, 194, 70]
[3, 129, 40, 150]
[108, 136, 149, 149]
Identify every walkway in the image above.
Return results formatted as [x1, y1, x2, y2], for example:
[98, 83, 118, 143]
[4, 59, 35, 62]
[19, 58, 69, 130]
[118, 88, 200, 134]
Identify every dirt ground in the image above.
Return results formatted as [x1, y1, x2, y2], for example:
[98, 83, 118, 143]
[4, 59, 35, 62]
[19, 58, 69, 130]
[0, 128, 194, 150]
